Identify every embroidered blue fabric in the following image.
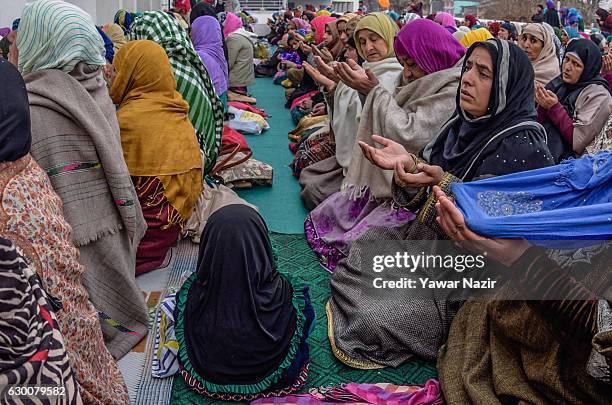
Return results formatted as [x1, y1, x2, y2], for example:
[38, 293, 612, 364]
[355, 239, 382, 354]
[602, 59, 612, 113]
[451, 151, 612, 241]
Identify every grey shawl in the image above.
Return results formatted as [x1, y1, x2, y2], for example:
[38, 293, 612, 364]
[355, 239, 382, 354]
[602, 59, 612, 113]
[342, 62, 462, 200]
[26, 64, 148, 358]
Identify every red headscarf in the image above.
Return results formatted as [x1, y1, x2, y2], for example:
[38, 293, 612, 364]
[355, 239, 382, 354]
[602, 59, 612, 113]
[465, 15, 477, 28]
[310, 15, 337, 44]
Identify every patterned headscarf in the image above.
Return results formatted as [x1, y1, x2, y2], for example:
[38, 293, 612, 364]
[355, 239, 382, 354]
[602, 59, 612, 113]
[17, 0, 106, 76]
[114, 9, 134, 34]
[130, 11, 223, 172]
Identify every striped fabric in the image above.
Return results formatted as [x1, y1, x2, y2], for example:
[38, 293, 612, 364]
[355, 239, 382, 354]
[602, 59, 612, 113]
[16, 0, 105, 76]
[130, 11, 224, 172]
[152, 293, 180, 378]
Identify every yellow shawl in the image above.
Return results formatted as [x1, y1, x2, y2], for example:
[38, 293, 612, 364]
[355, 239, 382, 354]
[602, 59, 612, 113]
[459, 28, 493, 48]
[110, 40, 202, 221]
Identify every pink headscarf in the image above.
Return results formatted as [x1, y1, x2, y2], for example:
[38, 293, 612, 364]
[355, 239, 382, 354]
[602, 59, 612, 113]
[434, 12, 456, 27]
[310, 15, 336, 44]
[394, 19, 465, 74]
[223, 12, 243, 38]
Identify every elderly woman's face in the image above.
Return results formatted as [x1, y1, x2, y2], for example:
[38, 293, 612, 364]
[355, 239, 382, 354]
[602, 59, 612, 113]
[519, 33, 544, 61]
[459, 46, 494, 118]
[357, 29, 388, 62]
[397, 55, 426, 82]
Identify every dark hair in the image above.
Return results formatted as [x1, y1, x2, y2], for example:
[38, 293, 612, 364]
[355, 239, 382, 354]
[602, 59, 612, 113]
[536, 4, 544, 9]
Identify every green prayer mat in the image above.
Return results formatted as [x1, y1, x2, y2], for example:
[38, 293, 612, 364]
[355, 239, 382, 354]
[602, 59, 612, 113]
[170, 234, 437, 404]
[235, 78, 310, 235]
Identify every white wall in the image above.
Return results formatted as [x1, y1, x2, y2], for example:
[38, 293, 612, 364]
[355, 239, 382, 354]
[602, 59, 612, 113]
[0, 0, 164, 28]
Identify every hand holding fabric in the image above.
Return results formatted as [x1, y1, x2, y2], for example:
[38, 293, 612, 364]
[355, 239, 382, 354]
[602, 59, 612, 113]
[334, 59, 379, 95]
[303, 61, 336, 91]
[358, 134, 416, 171]
[434, 186, 530, 267]
[535, 82, 559, 110]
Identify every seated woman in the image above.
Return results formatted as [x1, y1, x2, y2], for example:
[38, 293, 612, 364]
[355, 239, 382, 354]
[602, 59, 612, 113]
[536, 38, 612, 163]
[327, 39, 554, 368]
[305, 18, 466, 271]
[519, 23, 561, 85]
[130, 11, 224, 173]
[175, 205, 314, 401]
[0, 57, 129, 404]
[434, 12, 457, 34]
[299, 12, 403, 210]
[110, 40, 202, 276]
[16, 0, 148, 359]
[498, 21, 517, 42]
[223, 12, 256, 96]
[191, 15, 229, 106]
[433, 187, 612, 404]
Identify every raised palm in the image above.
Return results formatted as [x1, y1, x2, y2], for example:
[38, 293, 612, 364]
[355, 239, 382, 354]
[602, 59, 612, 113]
[359, 135, 413, 170]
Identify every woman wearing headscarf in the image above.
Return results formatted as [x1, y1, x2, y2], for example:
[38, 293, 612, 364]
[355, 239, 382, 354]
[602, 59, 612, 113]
[114, 9, 134, 35]
[130, 11, 224, 173]
[97, 26, 115, 63]
[536, 38, 612, 162]
[0, 57, 130, 404]
[459, 27, 493, 48]
[464, 14, 478, 28]
[175, 205, 315, 400]
[326, 39, 553, 367]
[110, 40, 202, 276]
[434, 12, 456, 34]
[432, 180, 612, 404]
[305, 19, 466, 271]
[190, 1, 229, 61]
[498, 21, 517, 41]
[299, 12, 403, 210]
[288, 17, 311, 34]
[222, 12, 256, 95]
[519, 23, 561, 85]
[310, 14, 336, 45]
[191, 16, 229, 102]
[103, 23, 127, 54]
[16, 0, 148, 361]
[543, 0, 561, 28]
[562, 25, 581, 45]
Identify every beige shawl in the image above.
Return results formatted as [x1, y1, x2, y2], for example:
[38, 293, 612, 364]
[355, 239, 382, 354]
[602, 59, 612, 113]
[342, 60, 462, 199]
[523, 23, 560, 86]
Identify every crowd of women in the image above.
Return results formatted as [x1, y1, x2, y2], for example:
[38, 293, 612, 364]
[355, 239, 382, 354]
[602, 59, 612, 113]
[0, 0, 610, 404]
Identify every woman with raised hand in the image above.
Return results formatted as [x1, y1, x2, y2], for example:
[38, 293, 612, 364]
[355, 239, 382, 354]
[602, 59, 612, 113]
[130, 11, 224, 173]
[299, 12, 403, 210]
[0, 55, 129, 404]
[110, 40, 203, 276]
[519, 23, 561, 85]
[536, 38, 612, 162]
[305, 18, 466, 272]
[16, 0, 148, 361]
[326, 39, 554, 368]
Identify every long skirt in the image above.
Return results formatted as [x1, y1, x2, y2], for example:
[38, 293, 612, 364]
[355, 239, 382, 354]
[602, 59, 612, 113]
[134, 176, 181, 276]
[299, 156, 343, 211]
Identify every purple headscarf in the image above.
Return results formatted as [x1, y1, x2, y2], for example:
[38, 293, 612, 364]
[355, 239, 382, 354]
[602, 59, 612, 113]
[191, 16, 229, 95]
[394, 19, 465, 75]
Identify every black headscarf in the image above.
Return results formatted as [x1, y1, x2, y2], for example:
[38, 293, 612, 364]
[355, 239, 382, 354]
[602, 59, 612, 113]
[180, 204, 297, 384]
[426, 39, 549, 179]
[190, 2, 229, 60]
[547, 38, 609, 109]
[0, 59, 31, 163]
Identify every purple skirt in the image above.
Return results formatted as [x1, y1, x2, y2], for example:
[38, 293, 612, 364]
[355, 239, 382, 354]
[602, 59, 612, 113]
[305, 188, 415, 272]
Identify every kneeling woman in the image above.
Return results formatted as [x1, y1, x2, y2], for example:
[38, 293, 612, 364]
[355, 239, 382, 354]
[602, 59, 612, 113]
[110, 40, 203, 275]
[175, 205, 315, 401]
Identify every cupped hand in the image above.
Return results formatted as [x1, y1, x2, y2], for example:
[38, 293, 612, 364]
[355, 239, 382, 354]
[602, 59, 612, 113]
[303, 62, 336, 91]
[358, 134, 415, 170]
[312, 45, 334, 64]
[334, 59, 379, 94]
[535, 82, 559, 110]
[314, 56, 341, 82]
